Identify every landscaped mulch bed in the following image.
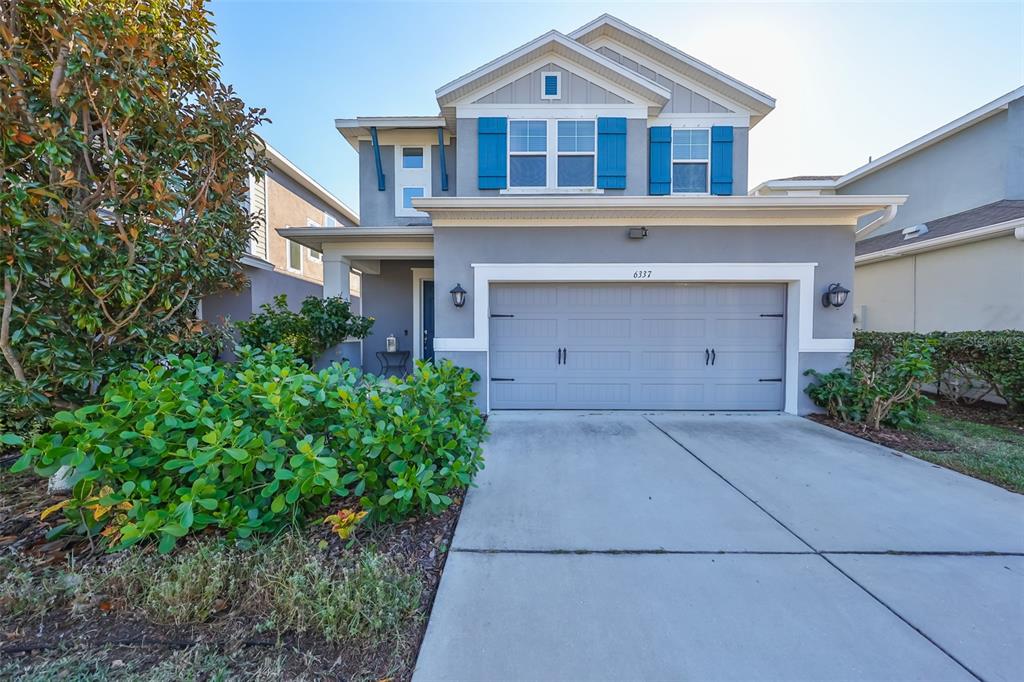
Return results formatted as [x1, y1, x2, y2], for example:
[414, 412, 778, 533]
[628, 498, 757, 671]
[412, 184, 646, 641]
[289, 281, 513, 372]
[926, 395, 1024, 433]
[806, 413, 953, 453]
[0, 464, 464, 681]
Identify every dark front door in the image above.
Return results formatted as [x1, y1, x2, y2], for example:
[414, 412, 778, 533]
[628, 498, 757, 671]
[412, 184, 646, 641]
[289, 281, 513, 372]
[422, 280, 435, 362]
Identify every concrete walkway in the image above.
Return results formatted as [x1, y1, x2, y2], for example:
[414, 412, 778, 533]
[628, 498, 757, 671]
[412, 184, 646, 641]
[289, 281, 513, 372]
[414, 412, 1024, 682]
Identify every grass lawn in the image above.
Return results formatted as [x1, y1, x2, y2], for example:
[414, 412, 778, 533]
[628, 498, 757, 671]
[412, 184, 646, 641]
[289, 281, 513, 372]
[909, 411, 1024, 493]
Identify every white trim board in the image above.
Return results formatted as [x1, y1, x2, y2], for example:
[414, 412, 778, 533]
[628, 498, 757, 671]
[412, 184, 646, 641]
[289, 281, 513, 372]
[411, 268, 434, 361]
[431, 262, 855, 415]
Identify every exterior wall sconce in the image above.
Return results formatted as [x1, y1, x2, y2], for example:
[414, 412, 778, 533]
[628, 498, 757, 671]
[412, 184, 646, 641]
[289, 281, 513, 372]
[627, 227, 648, 239]
[450, 283, 467, 308]
[822, 282, 850, 308]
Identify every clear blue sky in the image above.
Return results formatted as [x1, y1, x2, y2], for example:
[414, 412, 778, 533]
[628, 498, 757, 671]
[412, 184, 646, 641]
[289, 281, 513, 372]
[210, 1, 1024, 214]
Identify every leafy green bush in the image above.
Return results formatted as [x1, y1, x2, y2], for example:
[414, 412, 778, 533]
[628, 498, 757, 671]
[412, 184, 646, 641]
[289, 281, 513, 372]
[236, 295, 374, 365]
[855, 330, 1024, 413]
[805, 336, 937, 429]
[10, 347, 486, 552]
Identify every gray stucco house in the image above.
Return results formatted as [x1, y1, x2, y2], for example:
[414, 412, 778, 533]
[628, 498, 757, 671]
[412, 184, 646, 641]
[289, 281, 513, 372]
[754, 86, 1024, 333]
[280, 14, 903, 415]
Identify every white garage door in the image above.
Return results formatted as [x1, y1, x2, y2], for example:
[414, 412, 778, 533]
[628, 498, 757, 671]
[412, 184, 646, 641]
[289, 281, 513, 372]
[488, 282, 786, 410]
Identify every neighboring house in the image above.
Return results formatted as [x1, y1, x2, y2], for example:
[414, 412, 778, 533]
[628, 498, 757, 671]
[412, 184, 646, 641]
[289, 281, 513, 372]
[753, 87, 1024, 332]
[279, 14, 903, 414]
[202, 144, 360, 326]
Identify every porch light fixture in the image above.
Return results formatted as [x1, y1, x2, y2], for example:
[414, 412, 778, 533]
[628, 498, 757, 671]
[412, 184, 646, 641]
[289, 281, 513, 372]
[822, 283, 850, 308]
[627, 227, 648, 240]
[450, 283, 467, 308]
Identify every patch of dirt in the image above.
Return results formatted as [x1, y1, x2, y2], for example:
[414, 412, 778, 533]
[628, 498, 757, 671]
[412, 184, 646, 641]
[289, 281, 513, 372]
[0, 472, 465, 681]
[806, 414, 954, 453]
[925, 394, 1024, 433]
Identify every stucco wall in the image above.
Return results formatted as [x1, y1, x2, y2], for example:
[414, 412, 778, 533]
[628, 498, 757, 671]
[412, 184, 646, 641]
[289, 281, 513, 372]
[855, 234, 1024, 331]
[360, 260, 434, 375]
[840, 110, 1011, 237]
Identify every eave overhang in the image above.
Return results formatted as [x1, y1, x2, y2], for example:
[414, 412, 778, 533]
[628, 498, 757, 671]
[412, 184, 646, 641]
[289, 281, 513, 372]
[413, 195, 907, 227]
[276, 226, 434, 256]
[334, 117, 447, 151]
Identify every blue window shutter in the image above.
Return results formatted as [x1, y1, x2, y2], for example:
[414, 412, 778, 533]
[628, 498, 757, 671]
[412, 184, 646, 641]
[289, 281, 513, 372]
[711, 126, 734, 195]
[648, 126, 671, 195]
[478, 117, 507, 190]
[597, 117, 627, 189]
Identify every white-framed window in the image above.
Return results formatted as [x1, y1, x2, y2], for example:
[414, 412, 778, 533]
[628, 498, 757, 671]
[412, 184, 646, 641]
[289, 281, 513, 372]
[324, 214, 339, 227]
[395, 145, 431, 217]
[556, 120, 595, 187]
[540, 71, 561, 100]
[671, 128, 710, 194]
[349, 270, 362, 298]
[508, 119, 599, 191]
[304, 218, 321, 263]
[287, 239, 303, 272]
[509, 120, 547, 187]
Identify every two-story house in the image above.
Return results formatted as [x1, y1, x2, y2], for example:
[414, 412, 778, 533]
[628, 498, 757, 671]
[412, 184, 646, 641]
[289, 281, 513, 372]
[202, 143, 359, 325]
[754, 87, 1024, 332]
[280, 14, 904, 414]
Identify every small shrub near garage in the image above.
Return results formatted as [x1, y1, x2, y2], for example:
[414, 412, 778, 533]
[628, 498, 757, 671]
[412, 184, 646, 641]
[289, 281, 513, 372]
[236, 294, 374, 364]
[805, 335, 937, 429]
[9, 346, 487, 552]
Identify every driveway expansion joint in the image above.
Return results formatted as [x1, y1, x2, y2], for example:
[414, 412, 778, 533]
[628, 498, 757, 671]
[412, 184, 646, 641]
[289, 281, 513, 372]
[643, 415, 987, 682]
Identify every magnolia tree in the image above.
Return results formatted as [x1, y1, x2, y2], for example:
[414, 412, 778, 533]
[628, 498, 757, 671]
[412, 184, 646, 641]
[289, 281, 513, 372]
[0, 0, 266, 423]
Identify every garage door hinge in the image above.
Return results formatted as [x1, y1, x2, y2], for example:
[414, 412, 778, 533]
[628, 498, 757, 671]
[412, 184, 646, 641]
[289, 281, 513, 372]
[759, 313, 784, 318]
[490, 314, 514, 318]
[759, 378, 783, 382]
[490, 377, 515, 382]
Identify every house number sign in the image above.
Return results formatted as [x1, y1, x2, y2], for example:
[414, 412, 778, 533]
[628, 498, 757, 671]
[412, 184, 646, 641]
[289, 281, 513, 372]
[632, 269, 653, 279]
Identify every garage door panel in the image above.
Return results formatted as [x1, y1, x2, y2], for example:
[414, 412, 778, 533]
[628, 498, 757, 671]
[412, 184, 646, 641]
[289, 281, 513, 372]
[491, 382, 557, 407]
[489, 282, 786, 410]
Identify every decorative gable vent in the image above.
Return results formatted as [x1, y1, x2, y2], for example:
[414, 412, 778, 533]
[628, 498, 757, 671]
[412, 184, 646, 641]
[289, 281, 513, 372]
[541, 72, 561, 99]
[901, 224, 929, 240]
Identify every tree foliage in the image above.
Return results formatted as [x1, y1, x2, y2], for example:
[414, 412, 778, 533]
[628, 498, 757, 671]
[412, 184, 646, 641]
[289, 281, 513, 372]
[0, 0, 267, 420]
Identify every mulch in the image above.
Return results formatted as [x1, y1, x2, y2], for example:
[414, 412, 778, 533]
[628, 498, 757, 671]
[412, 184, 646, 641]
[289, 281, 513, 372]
[925, 394, 1024, 433]
[806, 413, 953, 453]
[0, 465, 465, 681]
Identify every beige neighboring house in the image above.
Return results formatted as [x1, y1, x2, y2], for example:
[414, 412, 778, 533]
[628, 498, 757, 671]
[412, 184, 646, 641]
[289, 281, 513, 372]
[753, 86, 1024, 332]
[202, 143, 359, 326]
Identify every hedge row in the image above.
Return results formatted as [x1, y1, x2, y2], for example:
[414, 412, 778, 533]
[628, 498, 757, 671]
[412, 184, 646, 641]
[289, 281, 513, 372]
[854, 330, 1024, 413]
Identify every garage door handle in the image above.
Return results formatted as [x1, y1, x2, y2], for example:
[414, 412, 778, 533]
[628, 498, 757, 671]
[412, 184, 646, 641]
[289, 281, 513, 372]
[490, 314, 514, 318]
[711, 349, 716, 365]
[491, 377, 515, 382]
[563, 348, 568, 364]
[759, 378, 782, 382]
[705, 348, 710, 366]
[760, 313, 784, 318]
[557, 348, 563, 365]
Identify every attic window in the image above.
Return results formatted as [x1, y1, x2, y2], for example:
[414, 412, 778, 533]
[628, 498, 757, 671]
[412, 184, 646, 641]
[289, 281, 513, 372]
[541, 72, 561, 100]
[901, 224, 929, 240]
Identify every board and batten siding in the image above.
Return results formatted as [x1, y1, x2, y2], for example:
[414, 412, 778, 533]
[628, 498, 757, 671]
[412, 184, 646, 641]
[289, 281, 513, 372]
[248, 173, 269, 260]
[473, 63, 629, 105]
[595, 45, 732, 114]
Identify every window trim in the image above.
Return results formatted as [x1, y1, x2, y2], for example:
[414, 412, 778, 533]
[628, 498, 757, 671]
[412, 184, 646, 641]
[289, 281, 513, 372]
[395, 144, 431, 217]
[506, 118, 602, 192]
[540, 71, 561, 100]
[670, 127, 711, 195]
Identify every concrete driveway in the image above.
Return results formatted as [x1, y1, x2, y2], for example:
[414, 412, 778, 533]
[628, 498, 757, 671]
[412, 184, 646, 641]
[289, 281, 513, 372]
[414, 412, 1024, 682]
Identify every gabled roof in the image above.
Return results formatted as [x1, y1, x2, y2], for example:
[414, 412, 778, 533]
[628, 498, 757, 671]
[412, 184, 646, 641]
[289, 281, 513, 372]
[263, 143, 359, 224]
[569, 14, 775, 124]
[856, 200, 1024, 261]
[836, 86, 1024, 188]
[435, 29, 671, 115]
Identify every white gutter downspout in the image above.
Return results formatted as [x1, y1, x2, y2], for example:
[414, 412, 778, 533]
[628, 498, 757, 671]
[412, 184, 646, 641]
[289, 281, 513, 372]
[856, 203, 899, 238]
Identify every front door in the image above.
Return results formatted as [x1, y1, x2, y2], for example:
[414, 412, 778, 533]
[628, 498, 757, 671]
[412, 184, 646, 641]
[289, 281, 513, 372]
[422, 280, 435, 362]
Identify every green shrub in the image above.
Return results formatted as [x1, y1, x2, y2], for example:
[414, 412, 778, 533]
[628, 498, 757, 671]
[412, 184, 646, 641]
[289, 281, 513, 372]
[10, 347, 486, 552]
[855, 330, 1024, 413]
[805, 336, 936, 429]
[236, 294, 374, 364]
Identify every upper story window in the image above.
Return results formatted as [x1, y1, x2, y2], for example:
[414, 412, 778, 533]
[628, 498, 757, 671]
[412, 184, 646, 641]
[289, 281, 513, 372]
[556, 120, 595, 187]
[402, 147, 424, 169]
[305, 218, 320, 263]
[395, 145, 430, 217]
[509, 120, 547, 187]
[671, 129, 710, 194]
[508, 119, 598, 191]
[541, 72, 561, 100]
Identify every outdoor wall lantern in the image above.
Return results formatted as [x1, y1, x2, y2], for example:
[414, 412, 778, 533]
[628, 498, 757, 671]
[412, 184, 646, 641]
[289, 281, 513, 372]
[627, 227, 648, 239]
[822, 282, 850, 308]
[450, 283, 467, 308]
